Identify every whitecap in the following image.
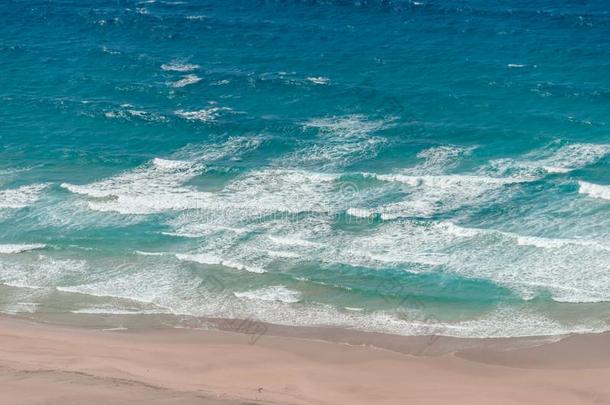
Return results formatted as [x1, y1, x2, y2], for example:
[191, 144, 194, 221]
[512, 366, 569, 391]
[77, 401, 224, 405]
[151, 157, 194, 170]
[579, 181, 610, 201]
[0, 244, 46, 254]
[171, 74, 201, 88]
[489, 143, 610, 177]
[61, 138, 262, 215]
[175, 107, 231, 122]
[161, 62, 200, 72]
[234, 286, 301, 303]
[134, 251, 167, 256]
[104, 109, 166, 122]
[277, 115, 389, 169]
[60, 158, 207, 214]
[539, 143, 610, 172]
[360, 173, 526, 218]
[437, 221, 483, 238]
[31, 254, 607, 337]
[303, 115, 387, 138]
[371, 173, 525, 187]
[346, 207, 374, 218]
[0, 184, 47, 209]
[175, 253, 266, 273]
[439, 225, 610, 303]
[307, 76, 330, 85]
[414, 145, 475, 174]
[0, 257, 88, 289]
[266, 250, 301, 259]
[267, 235, 320, 247]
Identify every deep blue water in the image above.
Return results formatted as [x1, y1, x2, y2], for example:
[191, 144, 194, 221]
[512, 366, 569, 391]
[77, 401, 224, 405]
[1, 0, 610, 337]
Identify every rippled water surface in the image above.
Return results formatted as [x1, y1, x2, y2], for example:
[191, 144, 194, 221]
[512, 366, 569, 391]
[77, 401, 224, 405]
[1, 0, 610, 337]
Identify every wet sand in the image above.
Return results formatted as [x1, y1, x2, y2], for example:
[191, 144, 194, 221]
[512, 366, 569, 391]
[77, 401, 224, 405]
[1, 314, 610, 404]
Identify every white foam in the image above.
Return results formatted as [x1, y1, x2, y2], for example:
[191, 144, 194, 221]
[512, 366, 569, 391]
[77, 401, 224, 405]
[414, 145, 475, 174]
[176, 253, 266, 273]
[151, 157, 195, 170]
[162, 219, 249, 239]
[307, 76, 330, 85]
[507, 63, 526, 68]
[542, 166, 571, 174]
[268, 235, 320, 247]
[491, 143, 610, 176]
[516, 236, 575, 249]
[539, 143, 610, 172]
[175, 107, 231, 122]
[218, 169, 339, 215]
[0, 256, 88, 290]
[436, 221, 481, 237]
[134, 251, 167, 256]
[360, 173, 525, 218]
[21, 252, 604, 338]
[176, 253, 223, 266]
[440, 223, 563, 248]
[101, 46, 120, 55]
[161, 62, 200, 72]
[279, 115, 389, 169]
[440, 222, 610, 251]
[283, 137, 387, 169]
[61, 138, 262, 215]
[0, 184, 47, 209]
[372, 173, 523, 187]
[59, 275, 600, 336]
[234, 286, 301, 303]
[333, 220, 453, 268]
[1, 302, 39, 314]
[60, 159, 210, 214]
[439, 225, 610, 303]
[303, 115, 387, 138]
[0, 244, 46, 254]
[71, 307, 169, 315]
[437, 307, 598, 338]
[104, 109, 166, 122]
[171, 74, 201, 88]
[346, 207, 374, 218]
[579, 181, 610, 201]
[266, 250, 301, 259]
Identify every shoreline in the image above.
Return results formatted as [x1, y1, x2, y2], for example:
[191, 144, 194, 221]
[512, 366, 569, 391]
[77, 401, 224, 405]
[2, 314, 610, 404]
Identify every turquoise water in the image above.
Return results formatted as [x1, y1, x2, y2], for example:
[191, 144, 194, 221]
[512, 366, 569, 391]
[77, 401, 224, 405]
[1, 0, 610, 337]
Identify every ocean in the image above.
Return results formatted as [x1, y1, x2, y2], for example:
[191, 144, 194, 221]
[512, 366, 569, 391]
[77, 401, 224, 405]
[1, 0, 610, 338]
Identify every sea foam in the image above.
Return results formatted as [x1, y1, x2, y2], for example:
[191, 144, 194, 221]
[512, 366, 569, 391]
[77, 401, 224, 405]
[0, 184, 47, 209]
[579, 181, 610, 201]
[234, 286, 302, 303]
[0, 244, 46, 254]
[161, 62, 200, 72]
[171, 74, 201, 88]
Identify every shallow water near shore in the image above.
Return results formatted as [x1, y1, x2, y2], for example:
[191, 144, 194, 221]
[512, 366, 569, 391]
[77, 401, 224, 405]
[1, 0, 610, 338]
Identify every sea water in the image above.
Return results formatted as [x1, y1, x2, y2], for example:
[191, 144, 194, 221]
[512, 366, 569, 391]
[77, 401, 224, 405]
[1, 0, 610, 337]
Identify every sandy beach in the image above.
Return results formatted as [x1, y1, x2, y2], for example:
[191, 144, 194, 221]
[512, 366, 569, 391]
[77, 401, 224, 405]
[1, 315, 610, 405]
[4, 1, 610, 404]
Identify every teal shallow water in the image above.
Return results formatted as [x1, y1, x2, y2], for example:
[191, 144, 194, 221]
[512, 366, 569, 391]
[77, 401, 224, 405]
[1, 0, 610, 337]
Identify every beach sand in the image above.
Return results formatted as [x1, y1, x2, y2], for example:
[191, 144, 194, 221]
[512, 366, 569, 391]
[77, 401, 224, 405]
[1, 314, 610, 405]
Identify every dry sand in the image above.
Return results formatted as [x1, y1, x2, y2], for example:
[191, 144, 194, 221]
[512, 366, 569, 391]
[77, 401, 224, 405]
[1, 315, 610, 404]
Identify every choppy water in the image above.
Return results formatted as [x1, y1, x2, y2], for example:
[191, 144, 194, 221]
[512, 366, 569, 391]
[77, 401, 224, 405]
[1, 0, 610, 337]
